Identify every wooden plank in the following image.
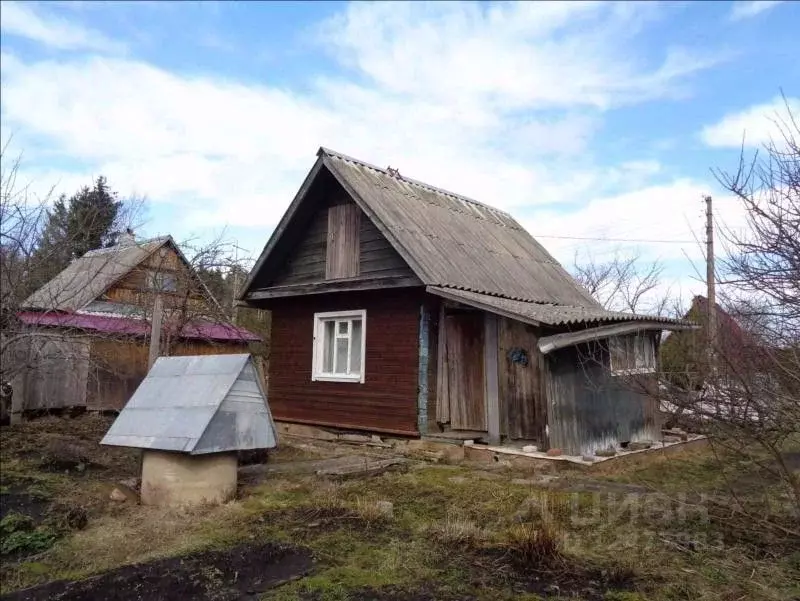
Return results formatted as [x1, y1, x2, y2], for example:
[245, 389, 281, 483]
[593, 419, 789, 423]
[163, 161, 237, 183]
[484, 313, 500, 444]
[435, 304, 449, 423]
[326, 204, 360, 279]
[499, 318, 545, 442]
[417, 305, 429, 434]
[446, 312, 486, 430]
[247, 276, 422, 299]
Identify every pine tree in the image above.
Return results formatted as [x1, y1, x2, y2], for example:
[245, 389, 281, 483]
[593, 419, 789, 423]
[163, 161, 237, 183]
[30, 176, 123, 288]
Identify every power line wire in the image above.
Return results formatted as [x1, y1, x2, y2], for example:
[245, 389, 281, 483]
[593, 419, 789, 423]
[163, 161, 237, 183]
[532, 234, 696, 244]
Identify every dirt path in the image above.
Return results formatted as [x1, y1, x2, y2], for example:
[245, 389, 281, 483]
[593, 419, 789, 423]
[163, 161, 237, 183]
[1, 542, 314, 601]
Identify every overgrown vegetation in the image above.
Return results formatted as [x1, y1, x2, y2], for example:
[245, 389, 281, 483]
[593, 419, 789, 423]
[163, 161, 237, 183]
[1, 416, 797, 600]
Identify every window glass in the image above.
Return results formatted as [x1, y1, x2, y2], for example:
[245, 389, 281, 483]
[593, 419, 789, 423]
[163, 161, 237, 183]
[323, 321, 335, 372]
[335, 338, 349, 373]
[313, 311, 366, 382]
[350, 320, 363, 372]
[611, 334, 654, 374]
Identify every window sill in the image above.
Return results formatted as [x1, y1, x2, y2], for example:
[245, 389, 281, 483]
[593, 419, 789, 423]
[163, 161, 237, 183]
[312, 374, 364, 384]
[611, 368, 656, 376]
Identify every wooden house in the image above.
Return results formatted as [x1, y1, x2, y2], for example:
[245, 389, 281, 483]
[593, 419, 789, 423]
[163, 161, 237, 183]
[240, 148, 693, 456]
[13, 234, 260, 414]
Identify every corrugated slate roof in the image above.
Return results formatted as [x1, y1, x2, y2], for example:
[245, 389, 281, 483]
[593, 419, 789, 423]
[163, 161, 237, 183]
[426, 286, 692, 327]
[22, 237, 170, 312]
[101, 354, 276, 454]
[321, 148, 600, 308]
[244, 148, 693, 329]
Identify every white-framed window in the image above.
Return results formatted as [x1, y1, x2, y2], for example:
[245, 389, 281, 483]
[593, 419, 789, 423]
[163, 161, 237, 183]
[312, 310, 366, 383]
[147, 270, 177, 293]
[609, 333, 656, 375]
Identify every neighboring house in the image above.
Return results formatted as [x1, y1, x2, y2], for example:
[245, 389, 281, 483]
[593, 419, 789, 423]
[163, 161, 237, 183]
[240, 148, 693, 456]
[660, 295, 756, 389]
[12, 233, 260, 414]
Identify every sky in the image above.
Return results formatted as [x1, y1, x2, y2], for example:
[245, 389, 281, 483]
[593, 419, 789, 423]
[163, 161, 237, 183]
[1, 0, 798, 310]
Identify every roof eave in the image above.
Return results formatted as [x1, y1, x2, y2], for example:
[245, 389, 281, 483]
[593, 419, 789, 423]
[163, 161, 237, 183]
[538, 321, 699, 354]
[240, 157, 326, 300]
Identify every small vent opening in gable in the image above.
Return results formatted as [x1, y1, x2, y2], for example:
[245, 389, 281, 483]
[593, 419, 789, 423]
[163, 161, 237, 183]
[325, 203, 360, 279]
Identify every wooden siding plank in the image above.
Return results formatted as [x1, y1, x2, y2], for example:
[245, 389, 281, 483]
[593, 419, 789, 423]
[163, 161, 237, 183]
[446, 312, 486, 430]
[417, 304, 429, 433]
[266, 290, 421, 434]
[435, 304, 450, 423]
[326, 204, 360, 279]
[484, 313, 500, 444]
[498, 318, 546, 443]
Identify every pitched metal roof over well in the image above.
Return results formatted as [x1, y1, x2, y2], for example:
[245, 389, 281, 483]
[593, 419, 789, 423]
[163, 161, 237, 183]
[101, 354, 277, 454]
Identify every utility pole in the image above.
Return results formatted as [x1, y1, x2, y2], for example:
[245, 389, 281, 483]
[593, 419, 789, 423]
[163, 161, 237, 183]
[230, 243, 248, 325]
[148, 294, 163, 370]
[704, 195, 716, 375]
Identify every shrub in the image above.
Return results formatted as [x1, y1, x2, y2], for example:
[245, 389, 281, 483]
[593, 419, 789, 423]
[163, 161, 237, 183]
[0, 512, 57, 556]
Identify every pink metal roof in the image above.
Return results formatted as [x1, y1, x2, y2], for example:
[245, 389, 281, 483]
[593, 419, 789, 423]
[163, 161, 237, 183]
[17, 311, 261, 343]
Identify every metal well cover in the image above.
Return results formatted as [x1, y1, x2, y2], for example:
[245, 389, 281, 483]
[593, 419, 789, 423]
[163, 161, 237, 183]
[101, 354, 277, 454]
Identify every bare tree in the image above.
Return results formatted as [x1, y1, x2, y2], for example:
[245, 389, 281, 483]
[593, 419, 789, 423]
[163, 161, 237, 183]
[661, 96, 800, 528]
[573, 249, 672, 315]
[1, 144, 151, 420]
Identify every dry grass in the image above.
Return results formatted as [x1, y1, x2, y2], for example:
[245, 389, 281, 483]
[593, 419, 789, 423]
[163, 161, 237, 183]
[427, 512, 487, 548]
[3, 417, 799, 600]
[500, 522, 561, 565]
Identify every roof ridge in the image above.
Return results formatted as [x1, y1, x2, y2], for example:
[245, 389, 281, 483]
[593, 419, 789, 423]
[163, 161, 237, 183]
[318, 147, 515, 219]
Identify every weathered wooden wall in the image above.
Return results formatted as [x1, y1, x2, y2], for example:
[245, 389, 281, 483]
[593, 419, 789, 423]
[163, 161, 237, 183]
[545, 342, 661, 456]
[10, 335, 90, 412]
[86, 337, 254, 411]
[497, 317, 547, 444]
[104, 244, 208, 312]
[444, 311, 486, 430]
[326, 203, 360, 279]
[266, 289, 422, 435]
[270, 183, 417, 288]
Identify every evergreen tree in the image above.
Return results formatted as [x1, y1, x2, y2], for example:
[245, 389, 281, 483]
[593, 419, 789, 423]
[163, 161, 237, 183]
[31, 176, 123, 287]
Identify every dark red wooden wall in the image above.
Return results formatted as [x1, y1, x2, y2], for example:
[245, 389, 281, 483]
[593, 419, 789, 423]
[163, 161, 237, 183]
[267, 289, 423, 435]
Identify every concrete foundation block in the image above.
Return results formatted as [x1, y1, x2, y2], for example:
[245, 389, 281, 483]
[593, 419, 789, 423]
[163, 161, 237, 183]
[141, 450, 237, 507]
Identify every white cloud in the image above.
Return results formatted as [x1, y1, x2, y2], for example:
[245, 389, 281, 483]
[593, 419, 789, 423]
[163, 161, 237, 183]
[0, 1, 125, 53]
[320, 2, 717, 110]
[521, 180, 752, 313]
[1, 2, 720, 265]
[522, 180, 749, 265]
[729, 1, 784, 21]
[701, 96, 800, 148]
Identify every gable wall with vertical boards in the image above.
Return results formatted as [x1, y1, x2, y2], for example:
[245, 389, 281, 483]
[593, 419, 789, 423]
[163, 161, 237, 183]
[269, 186, 417, 288]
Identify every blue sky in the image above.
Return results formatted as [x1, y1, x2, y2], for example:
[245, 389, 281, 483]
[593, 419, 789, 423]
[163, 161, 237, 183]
[1, 0, 798, 310]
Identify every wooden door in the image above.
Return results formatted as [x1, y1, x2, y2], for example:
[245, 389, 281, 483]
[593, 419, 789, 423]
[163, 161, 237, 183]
[445, 312, 486, 430]
[499, 318, 545, 441]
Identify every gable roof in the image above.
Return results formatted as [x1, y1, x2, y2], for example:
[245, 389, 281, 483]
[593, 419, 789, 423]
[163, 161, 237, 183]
[22, 237, 171, 312]
[243, 148, 687, 327]
[22, 236, 224, 315]
[100, 354, 277, 454]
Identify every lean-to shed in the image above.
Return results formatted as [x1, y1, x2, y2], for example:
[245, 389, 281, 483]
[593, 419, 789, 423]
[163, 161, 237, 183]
[101, 353, 276, 506]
